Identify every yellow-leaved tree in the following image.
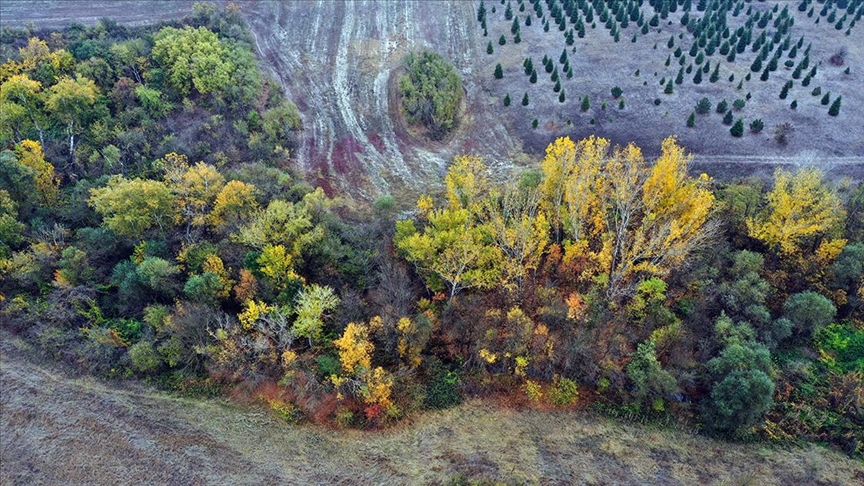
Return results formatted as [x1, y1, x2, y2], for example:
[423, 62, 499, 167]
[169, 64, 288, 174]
[395, 155, 502, 302]
[747, 168, 846, 257]
[332, 318, 393, 408]
[747, 167, 846, 293]
[541, 135, 716, 299]
[14, 140, 58, 206]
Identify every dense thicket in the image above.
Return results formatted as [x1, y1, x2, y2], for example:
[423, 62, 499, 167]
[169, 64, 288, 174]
[1, 6, 862, 458]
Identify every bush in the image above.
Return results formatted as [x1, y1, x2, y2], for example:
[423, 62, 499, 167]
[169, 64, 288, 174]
[424, 362, 462, 410]
[129, 340, 162, 373]
[749, 118, 763, 133]
[550, 374, 579, 406]
[399, 51, 462, 140]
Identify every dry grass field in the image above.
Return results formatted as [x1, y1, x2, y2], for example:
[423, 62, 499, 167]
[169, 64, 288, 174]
[2, 334, 863, 485]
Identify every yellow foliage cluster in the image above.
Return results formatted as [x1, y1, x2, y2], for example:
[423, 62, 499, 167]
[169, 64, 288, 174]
[331, 319, 393, 407]
[238, 299, 272, 330]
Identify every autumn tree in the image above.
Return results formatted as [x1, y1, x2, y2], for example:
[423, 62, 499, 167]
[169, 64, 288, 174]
[45, 76, 98, 162]
[395, 156, 502, 302]
[332, 318, 394, 409]
[160, 153, 226, 242]
[89, 176, 176, 239]
[540, 136, 716, 299]
[13, 140, 58, 206]
[0, 74, 47, 146]
[748, 168, 846, 258]
[480, 182, 550, 291]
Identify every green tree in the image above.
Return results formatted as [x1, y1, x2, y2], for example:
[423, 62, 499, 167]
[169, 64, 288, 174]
[45, 76, 98, 161]
[521, 92, 529, 106]
[686, 112, 695, 127]
[398, 51, 463, 139]
[828, 95, 842, 116]
[703, 342, 775, 435]
[626, 340, 677, 411]
[151, 26, 233, 97]
[784, 291, 836, 338]
[494, 63, 503, 79]
[730, 118, 744, 137]
[89, 176, 176, 239]
[580, 95, 590, 111]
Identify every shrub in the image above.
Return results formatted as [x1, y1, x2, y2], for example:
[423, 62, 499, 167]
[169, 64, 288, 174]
[549, 374, 579, 406]
[524, 380, 543, 403]
[733, 99, 745, 110]
[750, 118, 764, 133]
[773, 122, 794, 145]
[611, 86, 623, 98]
[399, 51, 462, 139]
[654, 98, 661, 106]
[424, 362, 462, 410]
[129, 340, 162, 373]
[812, 86, 822, 96]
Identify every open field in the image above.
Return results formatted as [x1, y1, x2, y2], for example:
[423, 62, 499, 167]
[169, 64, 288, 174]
[3, 0, 862, 196]
[2, 334, 863, 485]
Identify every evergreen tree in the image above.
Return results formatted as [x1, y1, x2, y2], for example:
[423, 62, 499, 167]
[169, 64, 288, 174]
[487, 41, 494, 55]
[821, 91, 831, 105]
[560, 49, 568, 64]
[559, 89, 566, 103]
[723, 110, 734, 125]
[710, 63, 720, 82]
[675, 68, 684, 85]
[693, 68, 703, 84]
[791, 99, 798, 109]
[730, 118, 744, 137]
[494, 63, 503, 79]
[512, 16, 520, 34]
[522, 92, 529, 106]
[503, 93, 511, 106]
[760, 67, 770, 81]
[828, 95, 841, 116]
[530, 69, 537, 83]
[751, 57, 763, 72]
[554, 79, 561, 92]
[499, 34, 507, 45]
[665, 79, 674, 94]
[779, 82, 790, 99]
[581, 95, 590, 111]
[687, 111, 696, 127]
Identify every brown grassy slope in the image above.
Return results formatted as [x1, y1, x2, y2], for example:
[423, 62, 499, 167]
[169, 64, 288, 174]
[1, 336, 862, 486]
